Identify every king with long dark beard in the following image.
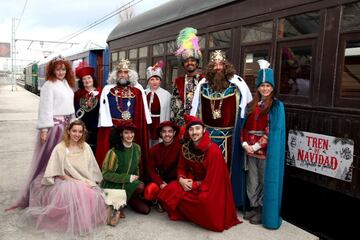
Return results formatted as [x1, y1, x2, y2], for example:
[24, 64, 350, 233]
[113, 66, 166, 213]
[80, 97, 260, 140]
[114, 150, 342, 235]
[191, 50, 252, 207]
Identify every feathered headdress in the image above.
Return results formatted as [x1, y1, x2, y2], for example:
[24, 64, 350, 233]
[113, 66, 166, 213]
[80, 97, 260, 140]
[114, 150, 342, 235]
[256, 59, 274, 87]
[175, 27, 202, 60]
[146, 60, 164, 80]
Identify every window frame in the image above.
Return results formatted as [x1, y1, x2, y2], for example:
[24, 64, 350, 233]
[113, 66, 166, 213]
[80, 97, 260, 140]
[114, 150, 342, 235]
[335, 32, 360, 107]
[275, 38, 317, 105]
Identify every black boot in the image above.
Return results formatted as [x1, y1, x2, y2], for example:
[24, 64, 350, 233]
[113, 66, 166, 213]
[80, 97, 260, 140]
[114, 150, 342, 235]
[249, 206, 262, 225]
[243, 208, 257, 220]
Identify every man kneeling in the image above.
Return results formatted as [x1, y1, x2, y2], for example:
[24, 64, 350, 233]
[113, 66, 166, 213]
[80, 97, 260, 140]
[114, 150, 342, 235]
[158, 115, 241, 232]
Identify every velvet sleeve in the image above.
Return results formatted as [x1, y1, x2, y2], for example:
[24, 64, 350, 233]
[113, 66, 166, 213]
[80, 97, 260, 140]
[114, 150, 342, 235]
[147, 147, 164, 186]
[177, 150, 187, 179]
[102, 149, 131, 184]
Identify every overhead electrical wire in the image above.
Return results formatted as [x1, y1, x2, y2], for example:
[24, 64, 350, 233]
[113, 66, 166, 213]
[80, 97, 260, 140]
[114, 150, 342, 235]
[56, 0, 144, 43]
[15, 0, 29, 32]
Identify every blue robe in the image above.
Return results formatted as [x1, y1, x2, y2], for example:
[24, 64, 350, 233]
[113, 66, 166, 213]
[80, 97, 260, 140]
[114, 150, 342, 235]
[232, 99, 286, 229]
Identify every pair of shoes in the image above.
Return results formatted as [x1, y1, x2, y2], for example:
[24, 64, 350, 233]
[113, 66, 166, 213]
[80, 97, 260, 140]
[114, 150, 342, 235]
[249, 207, 262, 225]
[243, 209, 257, 220]
[249, 213, 262, 225]
[155, 203, 165, 213]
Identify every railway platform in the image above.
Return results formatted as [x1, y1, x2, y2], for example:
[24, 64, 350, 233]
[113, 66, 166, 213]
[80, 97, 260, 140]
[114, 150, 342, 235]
[0, 84, 319, 240]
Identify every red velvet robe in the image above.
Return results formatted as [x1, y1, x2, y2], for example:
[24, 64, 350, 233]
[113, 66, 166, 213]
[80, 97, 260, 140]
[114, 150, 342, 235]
[96, 85, 149, 181]
[200, 90, 237, 169]
[158, 132, 241, 232]
[144, 140, 181, 200]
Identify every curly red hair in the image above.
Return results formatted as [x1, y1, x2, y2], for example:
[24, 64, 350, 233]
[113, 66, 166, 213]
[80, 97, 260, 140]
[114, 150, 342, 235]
[45, 59, 75, 88]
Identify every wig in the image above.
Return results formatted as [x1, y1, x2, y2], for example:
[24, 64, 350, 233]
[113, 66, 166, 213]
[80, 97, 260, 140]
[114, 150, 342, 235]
[205, 60, 236, 91]
[46, 58, 75, 88]
[107, 69, 139, 86]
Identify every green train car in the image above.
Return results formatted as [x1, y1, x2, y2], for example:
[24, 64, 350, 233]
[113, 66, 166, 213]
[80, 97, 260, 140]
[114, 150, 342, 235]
[24, 62, 39, 95]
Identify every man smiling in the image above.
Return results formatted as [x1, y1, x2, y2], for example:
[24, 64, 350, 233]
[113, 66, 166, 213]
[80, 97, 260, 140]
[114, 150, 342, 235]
[158, 114, 241, 232]
[144, 121, 181, 209]
[170, 27, 205, 126]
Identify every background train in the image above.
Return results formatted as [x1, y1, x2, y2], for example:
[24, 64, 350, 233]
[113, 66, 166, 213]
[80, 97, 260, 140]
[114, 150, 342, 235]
[24, 46, 109, 95]
[105, 0, 360, 239]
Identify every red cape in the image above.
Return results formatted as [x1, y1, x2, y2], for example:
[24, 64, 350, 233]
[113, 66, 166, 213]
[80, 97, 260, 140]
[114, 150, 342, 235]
[158, 132, 241, 231]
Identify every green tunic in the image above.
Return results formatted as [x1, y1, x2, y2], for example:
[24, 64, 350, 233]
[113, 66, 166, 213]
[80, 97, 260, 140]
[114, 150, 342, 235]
[101, 144, 141, 200]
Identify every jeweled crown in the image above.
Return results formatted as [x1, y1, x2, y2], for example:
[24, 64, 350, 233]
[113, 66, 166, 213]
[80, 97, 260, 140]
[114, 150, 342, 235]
[116, 59, 131, 71]
[210, 50, 226, 63]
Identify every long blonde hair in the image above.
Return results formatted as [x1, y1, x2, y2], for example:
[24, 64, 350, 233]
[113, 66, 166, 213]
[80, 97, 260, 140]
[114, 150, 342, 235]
[62, 120, 87, 147]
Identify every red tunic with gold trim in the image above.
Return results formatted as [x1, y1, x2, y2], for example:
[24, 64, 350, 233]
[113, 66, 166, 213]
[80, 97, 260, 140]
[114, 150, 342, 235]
[241, 102, 269, 159]
[144, 140, 181, 201]
[158, 132, 241, 232]
[96, 85, 149, 180]
[198, 83, 239, 169]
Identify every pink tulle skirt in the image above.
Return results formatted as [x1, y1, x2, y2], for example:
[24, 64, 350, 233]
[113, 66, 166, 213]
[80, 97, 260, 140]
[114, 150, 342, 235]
[11, 116, 70, 209]
[22, 175, 107, 235]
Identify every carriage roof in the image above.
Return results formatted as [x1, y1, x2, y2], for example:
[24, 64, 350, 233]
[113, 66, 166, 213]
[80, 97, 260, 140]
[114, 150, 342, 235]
[107, 0, 235, 42]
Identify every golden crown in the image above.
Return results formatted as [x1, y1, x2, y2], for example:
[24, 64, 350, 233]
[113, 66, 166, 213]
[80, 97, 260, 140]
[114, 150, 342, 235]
[210, 50, 226, 63]
[116, 59, 131, 71]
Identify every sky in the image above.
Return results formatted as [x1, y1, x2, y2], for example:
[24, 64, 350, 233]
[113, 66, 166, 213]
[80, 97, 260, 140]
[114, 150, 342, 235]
[0, 0, 171, 71]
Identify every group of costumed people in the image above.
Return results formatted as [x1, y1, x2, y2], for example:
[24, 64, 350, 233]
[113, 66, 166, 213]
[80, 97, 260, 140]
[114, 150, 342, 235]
[5, 27, 286, 236]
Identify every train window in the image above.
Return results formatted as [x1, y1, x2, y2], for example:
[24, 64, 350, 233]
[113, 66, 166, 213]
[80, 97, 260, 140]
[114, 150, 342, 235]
[167, 41, 176, 55]
[341, 2, 360, 31]
[209, 30, 231, 48]
[111, 52, 118, 62]
[198, 35, 206, 49]
[278, 11, 320, 38]
[130, 60, 137, 73]
[119, 51, 126, 60]
[340, 40, 360, 99]
[153, 43, 165, 56]
[139, 46, 148, 58]
[242, 48, 270, 92]
[138, 59, 147, 86]
[279, 45, 312, 96]
[241, 21, 273, 43]
[129, 49, 138, 59]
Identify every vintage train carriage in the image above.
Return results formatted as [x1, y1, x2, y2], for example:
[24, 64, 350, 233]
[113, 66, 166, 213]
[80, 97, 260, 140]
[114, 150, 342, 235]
[24, 62, 38, 94]
[107, 0, 360, 238]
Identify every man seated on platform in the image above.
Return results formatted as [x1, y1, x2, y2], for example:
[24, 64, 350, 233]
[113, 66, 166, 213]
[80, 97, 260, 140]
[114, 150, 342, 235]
[144, 121, 181, 211]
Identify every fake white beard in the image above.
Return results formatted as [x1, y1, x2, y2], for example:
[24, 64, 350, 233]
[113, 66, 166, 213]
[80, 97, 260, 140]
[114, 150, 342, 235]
[117, 78, 130, 86]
